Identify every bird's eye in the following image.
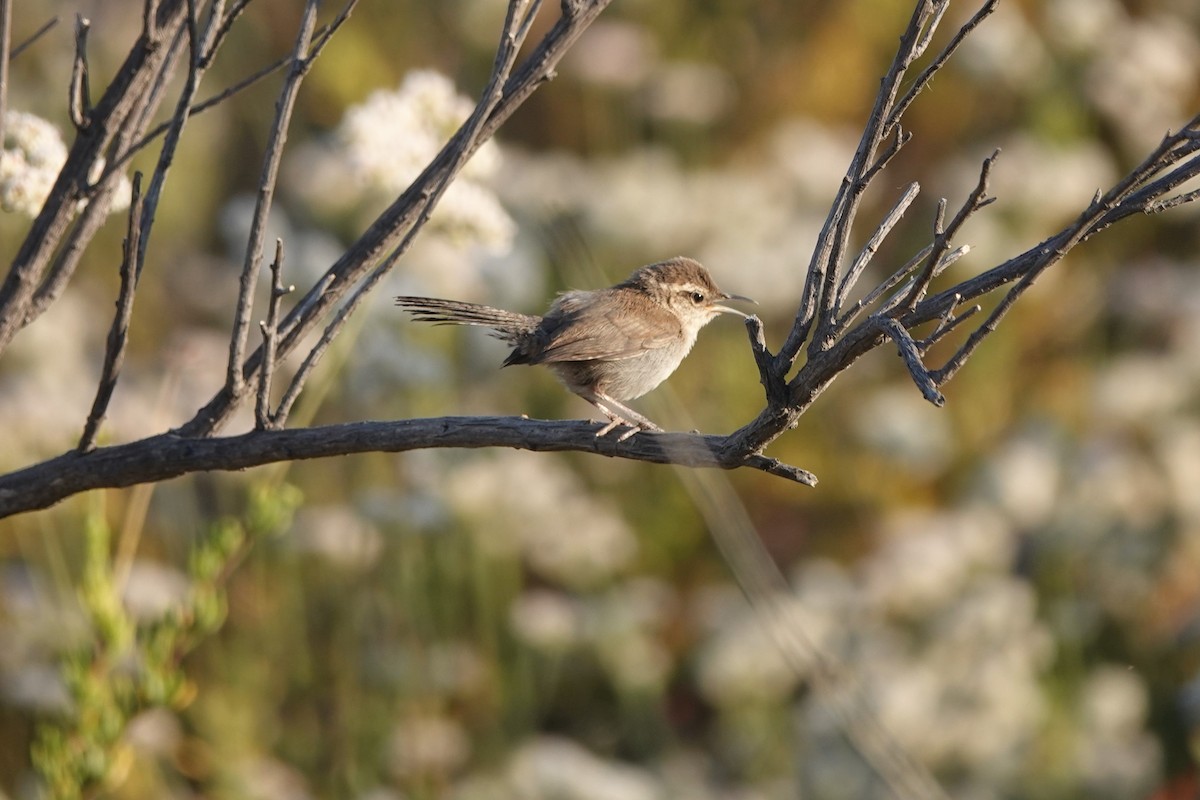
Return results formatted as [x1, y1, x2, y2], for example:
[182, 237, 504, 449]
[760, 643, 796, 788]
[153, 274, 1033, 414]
[690, 291, 705, 304]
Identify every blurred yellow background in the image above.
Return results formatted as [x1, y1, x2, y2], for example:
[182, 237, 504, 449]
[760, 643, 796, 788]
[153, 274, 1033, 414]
[2, 0, 1200, 797]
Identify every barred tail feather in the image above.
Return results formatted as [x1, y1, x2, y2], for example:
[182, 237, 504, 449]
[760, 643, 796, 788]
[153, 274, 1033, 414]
[394, 296, 539, 343]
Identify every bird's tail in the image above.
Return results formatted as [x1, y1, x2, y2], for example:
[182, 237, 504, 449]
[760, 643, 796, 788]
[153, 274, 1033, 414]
[394, 296, 540, 344]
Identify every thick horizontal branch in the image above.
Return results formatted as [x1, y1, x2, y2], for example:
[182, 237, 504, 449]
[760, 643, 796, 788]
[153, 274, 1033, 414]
[0, 417, 815, 519]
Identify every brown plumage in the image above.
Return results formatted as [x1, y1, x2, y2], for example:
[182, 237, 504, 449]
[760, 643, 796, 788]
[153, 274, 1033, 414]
[395, 256, 752, 438]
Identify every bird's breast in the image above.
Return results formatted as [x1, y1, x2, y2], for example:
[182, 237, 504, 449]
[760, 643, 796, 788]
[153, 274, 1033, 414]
[553, 337, 695, 401]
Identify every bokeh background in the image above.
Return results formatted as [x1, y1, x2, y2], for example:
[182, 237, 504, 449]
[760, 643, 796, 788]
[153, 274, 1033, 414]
[3, 0, 1200, 797]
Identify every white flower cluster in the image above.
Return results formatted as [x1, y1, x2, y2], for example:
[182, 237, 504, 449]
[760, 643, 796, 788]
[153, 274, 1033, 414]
[1, 111, 67, 217]
[689, 507, 1067, 792]
[1, 110, 131, 219]
[443, 451, 638, 590]
[456, 737, 660, 800]
[335, 70, 515, 254]
[386, 713, 472, 778]
[509, 578, 676, 692]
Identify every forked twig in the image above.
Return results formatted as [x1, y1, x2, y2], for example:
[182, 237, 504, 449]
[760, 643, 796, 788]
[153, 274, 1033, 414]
[916, 294, 980, 352]
[257, 240, 292, 430]
[884, 0, 1000, 138]
[744, 315, 789, 407]
[777, 0, 970, 372]
[116, 53, 293, 173]
[68, 14, 92, 129]
[897, 151, 998, 311]
[836, 181, 921, 311]
[224, 0, 321, 397]
[880, 316, 945, 406]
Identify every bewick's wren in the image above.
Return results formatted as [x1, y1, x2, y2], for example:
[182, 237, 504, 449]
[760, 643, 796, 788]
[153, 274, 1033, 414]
[395, 256, 753, 438]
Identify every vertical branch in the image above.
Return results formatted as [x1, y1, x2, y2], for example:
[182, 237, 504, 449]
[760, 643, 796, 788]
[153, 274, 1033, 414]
[896, 152, 997, 312]
[775, 0, 999, 374]
[836, 181, 921, 311]
[143, 0, 160, 40]
[883, 0, 1000, 138]
[79, 174, 145, 453]
[223, 0, 319, 398]
[127, 15, 187, 143]
[0, 0, 11, 149]
[133, 0, 210, 272]
[68, 14, 92, 130]
[256, 240, 290, 430]
[775, 0, 940, 371]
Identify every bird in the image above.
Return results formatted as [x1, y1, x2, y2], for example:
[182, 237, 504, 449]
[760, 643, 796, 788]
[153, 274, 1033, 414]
[394, 256, 753, 439]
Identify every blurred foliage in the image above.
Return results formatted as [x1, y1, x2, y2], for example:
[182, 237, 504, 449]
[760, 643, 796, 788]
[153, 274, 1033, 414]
[27, 486, 300, 799]
[2, 0, 1200, 798]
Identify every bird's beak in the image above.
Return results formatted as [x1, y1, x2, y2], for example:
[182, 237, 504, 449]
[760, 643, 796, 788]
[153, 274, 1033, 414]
[713, 292, 756, 318]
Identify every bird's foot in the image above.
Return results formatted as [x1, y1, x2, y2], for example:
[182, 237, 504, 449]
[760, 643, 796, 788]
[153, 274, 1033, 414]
[595, 415, 663, 441]
[585, 391, 663, 441]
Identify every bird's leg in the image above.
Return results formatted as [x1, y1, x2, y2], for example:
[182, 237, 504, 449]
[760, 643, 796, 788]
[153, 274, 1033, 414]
[579, 389, 663, 441]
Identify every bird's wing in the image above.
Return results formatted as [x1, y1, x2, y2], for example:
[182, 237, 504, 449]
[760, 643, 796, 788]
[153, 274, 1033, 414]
[528, 291, 682, 364]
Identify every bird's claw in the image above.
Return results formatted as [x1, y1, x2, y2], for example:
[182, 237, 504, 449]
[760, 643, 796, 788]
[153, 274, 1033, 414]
[594, 417, 663, 441]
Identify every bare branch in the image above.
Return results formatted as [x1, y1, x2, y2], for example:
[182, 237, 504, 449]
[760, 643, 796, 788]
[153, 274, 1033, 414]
[118, 54, 291, 172]
[723, 116, 1200, 462]
[109, 4, 354, 175]
[906, 0, 949, 66]
[836, 181, 921, 311]
[0, 0, 190, 355]
[744, 315, 789, 408]
[838, 244, 928, 331]
[885, 0, 1000, 138]
[879, 316, 944, 406]
[930, 276, 1026, 386]
[897, 150, 998, 311]
[0, 0, 10, 150]
[256, 240, 291, 431]
[307, 0, 358, 63]
[10, 15, 58, 60]
[79, 174, 145, 453]
[879, 244, 970, 319]
[916, 294, 980, 352]
[224, 0, 319, 398]
[198, 0, 227, 56]
[144, 0, 160, 40]
[68, 14, 92, 130]
[776, 0, 962, 371]
[25, 22, 193, 324]
[1145, 186, 1200, 214]
[201, 0, 253, 66]
[0, 419, 815, 519]
[912, 120, 1200, 352]
[133, 0, 210, 272]
[862, 124, 913, 184]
